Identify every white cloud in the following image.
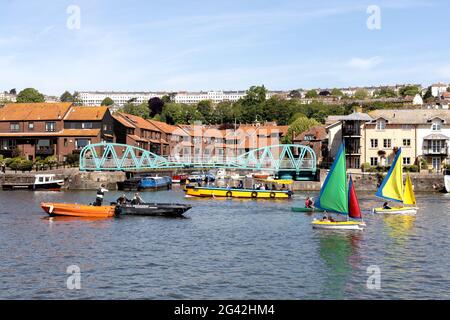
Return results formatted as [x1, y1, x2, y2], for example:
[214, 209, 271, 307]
[347, 57, 383, 70]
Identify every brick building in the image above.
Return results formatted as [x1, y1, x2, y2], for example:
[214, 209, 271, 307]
[0, 103, 114, 161]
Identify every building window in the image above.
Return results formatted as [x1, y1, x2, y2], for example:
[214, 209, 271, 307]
[402, 124, 412, 130]
[82, 122, 93, 129]
[376, 120, 386, 130]
[45, 122, 56, 132]
[370, 157, 378, 166]
[370, 139, 378, 148]
[75, 139, 91, 150]
[383, 139, 392, 148]
[403, 157, 411, 165]
[403, 139, 411, 147]
[28, 122, 34, 131]
[10, 123, 20, 132]
[432, 121, 442, 131]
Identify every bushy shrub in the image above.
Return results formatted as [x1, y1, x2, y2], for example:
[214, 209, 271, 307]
[361, 163, 371, 172]
[404, 165, 419, 172]
[65, 153, 80, 165]
[6, 157, 33, 171]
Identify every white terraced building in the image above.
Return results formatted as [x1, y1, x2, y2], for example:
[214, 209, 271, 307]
[78, 91, 167, 107]
[173, 91, 248, 104]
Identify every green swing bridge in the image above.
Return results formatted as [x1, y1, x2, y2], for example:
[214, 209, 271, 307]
[79, 143, 317, 179]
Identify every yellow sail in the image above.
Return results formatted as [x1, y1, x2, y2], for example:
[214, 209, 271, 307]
[375, 149, 404, 202]
[403, 173, 416, 205]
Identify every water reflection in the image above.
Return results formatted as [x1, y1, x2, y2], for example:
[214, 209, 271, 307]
[317, 231, 363, 299]
[383, 215, 416, 241]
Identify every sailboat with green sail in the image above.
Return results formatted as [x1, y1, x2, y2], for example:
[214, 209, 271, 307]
[373, 148, 418, 214]
[311, 143, 366, 230]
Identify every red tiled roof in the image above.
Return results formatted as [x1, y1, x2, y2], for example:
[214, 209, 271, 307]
[64, 106, 109, 121]
[0, 103, 73, 121]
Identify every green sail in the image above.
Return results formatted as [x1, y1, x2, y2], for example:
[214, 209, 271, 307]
[315, 143, 349, 215]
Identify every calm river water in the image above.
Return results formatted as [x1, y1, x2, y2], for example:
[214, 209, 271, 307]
[0, 187, 448, 299]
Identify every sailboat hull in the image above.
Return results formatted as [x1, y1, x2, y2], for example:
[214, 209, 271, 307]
[311, 220, 366, 230]
[373, 207, 418, 215]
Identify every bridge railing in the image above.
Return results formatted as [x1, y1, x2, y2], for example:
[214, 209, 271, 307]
[79, 143, 317, 172]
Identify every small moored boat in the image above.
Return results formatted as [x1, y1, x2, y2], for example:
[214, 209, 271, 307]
[40, 202, 116, 218]
[115, 203, 192, 217]
[33, 174, 64, 190]
[138, 176, 172, 190]
[184, 185, 292, 199]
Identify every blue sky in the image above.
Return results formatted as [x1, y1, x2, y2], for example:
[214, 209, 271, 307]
[1, 0, 449, 95]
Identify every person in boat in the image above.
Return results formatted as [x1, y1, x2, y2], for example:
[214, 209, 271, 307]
[305, 197, 314, 209]
[322, 213, 336, 222]
[116, 194, 130, 205]
[281, 184, 287, 190]
[260, 184, 266, 190]
[271, 183, 277, 190]
[131, 193, 144, 205]
[94, 184, 108, 206]
[237, 181, 244, 189]
[383, 202, 391, 210]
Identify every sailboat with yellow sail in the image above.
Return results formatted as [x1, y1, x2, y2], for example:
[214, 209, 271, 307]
[373, 148, 418, 214]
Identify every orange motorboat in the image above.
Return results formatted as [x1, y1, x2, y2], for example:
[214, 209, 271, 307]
[40, 202, 116, 218]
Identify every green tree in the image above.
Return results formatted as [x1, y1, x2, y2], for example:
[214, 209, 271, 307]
[16, 88, 45, 103]
[374, 87, 397, 98]
[289, 90, 302, 99]
[60, 91, 74, 102]
[285, 116, 320, 143]
[305, 89, 318, 98]
[214, 102, 234, 124]
[423, 87, 433, 101]
[197, 100, 214, 124]
[399, 85, 420, 97]
[239, 85, 267, 123]
[119, 102, 150, 119]
[161, 103, 186, 124]
[331, 88, 344, 97]
[101, 97, 114, 106]
[353, 88, 369, 100]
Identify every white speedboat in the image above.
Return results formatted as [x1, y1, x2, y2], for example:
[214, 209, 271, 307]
[444, 169, 450, 193]
[33, 174, 64, 190]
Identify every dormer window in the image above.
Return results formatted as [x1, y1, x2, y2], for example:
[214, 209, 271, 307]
[376, 120, 386, 130]
[432, 120, 442, 131]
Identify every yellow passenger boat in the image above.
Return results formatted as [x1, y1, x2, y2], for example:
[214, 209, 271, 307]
[184, 185, 292, 199]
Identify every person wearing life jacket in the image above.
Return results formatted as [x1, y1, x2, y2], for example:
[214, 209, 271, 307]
[116, 194, 130, 205]
[305, 197, 314, 209]
[131, 193, 144, 205]
[94, 184, 108, 206]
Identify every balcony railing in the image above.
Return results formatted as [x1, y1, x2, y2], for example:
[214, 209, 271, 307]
[342, 128, 361, 136]
[345, 146, 361, 155]
[423, 147, 448, 155]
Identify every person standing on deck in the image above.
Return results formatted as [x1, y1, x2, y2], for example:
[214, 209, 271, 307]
[94, 184, 108, 206]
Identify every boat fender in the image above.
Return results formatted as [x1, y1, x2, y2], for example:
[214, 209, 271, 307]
[226, 191, 232, 198]
[270, 192, 276, 198]
[251, 191, 258, 198]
